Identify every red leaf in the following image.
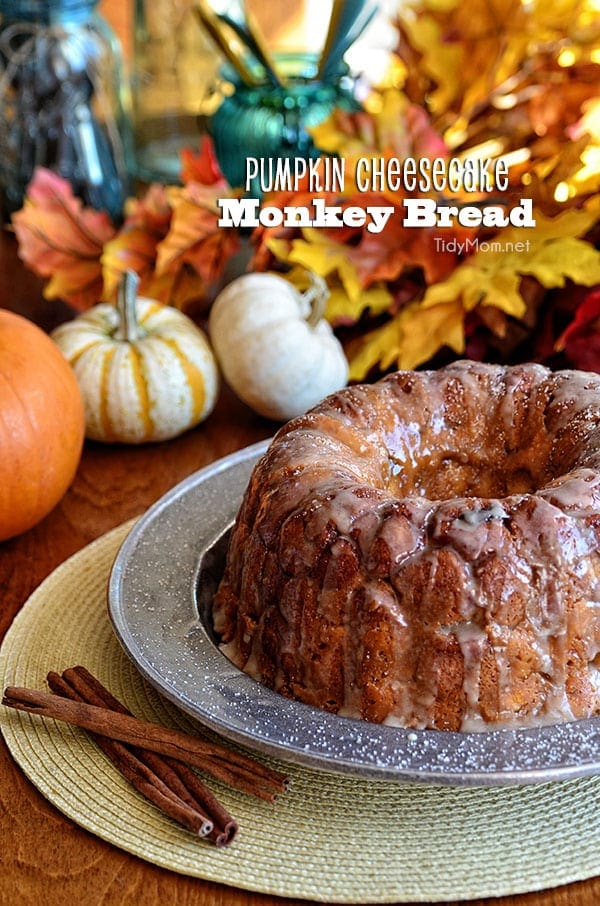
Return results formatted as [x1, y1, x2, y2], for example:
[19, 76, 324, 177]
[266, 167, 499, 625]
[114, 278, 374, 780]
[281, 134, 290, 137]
[558, 286, 600, 371]
[180, 136, 227, 187]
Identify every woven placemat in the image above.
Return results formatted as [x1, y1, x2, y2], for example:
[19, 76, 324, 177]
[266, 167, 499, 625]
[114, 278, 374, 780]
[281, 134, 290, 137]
[1, 521, 600, 903]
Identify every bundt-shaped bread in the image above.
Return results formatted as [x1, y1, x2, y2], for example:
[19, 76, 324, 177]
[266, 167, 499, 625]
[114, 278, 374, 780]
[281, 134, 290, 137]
[212, 361, 600, 730]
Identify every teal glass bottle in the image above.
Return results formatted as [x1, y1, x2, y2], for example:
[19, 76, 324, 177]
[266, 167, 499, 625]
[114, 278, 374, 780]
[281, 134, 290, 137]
[0, 0, 130, 221]
[209, 54, 359, 193]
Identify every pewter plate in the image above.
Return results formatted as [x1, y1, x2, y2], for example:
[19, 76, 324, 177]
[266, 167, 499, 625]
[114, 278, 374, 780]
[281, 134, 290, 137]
[108, 440, 600, 786]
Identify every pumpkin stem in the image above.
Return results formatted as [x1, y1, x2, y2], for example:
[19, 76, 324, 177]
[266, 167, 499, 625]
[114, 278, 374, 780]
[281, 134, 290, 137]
[114, 271, 142, 343]
[302, 272, 329, 329]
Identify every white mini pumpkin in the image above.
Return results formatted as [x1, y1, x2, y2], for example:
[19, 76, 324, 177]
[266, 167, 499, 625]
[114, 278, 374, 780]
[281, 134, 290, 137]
[52, 272, 219, 443]
[209, 272, 348, 421]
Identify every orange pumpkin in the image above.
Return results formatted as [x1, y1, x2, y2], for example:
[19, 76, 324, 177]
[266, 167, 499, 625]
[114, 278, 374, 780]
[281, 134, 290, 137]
[0, 310, 85, 541]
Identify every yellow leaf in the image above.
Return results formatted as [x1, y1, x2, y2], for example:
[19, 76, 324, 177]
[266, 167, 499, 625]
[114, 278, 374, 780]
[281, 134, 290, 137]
[508, 205, 598, 242]
[423, 263, 524, 317]
[398, 0, 600, 134]
[326, 282, 393, 327]
[401, 15, 463, 115]
[264, 237, 293, 267]
[349, 299, 465, 379]
[519, 237, 600, 287]
[278, 266, 392, 328]
[421, 207, 600, 320]
[268, 229, 362, 302]
[310, 110, 376, 162]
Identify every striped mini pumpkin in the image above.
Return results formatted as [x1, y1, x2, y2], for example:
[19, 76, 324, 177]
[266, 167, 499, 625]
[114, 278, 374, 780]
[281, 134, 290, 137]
[52, 273, 219, 444]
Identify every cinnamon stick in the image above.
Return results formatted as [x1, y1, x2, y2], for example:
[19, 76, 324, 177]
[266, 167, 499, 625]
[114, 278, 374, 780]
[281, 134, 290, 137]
[3, 683, 288, 802]
[45, 672, 214, 838]
[56, 667, 238, 846]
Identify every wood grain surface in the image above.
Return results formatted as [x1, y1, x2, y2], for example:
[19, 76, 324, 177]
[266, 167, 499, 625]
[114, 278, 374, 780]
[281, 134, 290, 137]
[1, 4, 599, 901]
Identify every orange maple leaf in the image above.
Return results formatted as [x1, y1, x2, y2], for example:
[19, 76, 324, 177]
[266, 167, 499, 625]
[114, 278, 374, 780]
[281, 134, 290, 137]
[154, 183, 240, 300]
[101, 184, 172, 300]
[12, 168, 115, 310]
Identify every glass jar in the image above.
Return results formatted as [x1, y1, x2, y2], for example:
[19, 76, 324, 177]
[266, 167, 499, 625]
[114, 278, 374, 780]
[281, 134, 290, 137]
[209, 54, 359, 192]
[0, 0, 130, 222]
[131, 0, 222, 184]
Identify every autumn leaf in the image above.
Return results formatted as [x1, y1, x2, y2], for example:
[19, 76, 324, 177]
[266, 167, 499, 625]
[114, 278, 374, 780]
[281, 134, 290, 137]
[556, 285, 600, 370]
[179, 135, 227, 186]
[397, 9, 463, 118]
[395, 0, 600, 207]
[154, 182, 240, 307]
[311, 88, 447, 196]
[399, 0, 530, 119]
[148, 266, 218, 313]
[326, 281, 393, 327]
[267, 265, 393, 328]
[101, 184, 172, 300]
[397, 0, 600, 121]
[349, 299, 466, 379]
[348, 204, 600, 378]
[345, 197, 459, 287]
[312, 89, 447, 161]
[525, 135, 594, 214]
[250, 187, 345, 272]
[421, 206, 600, 320]
[518, 97, 600, 215]
[265, 189, 461, 305]
[311, 108, 381, 161]
[268, 229, 362, 302]
[125, 184, 173, 234]
[567, 98, 600, 199]
[401, 100, 449, 160]
[12, 167, 115, 310]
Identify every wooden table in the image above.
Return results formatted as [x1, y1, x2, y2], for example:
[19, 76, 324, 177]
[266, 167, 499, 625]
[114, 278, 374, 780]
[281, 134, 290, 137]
[1, 228, 599, 906]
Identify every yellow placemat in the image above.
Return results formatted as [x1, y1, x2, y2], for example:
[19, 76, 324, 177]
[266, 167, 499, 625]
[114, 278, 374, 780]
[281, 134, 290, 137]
[1, 521, 600, 903]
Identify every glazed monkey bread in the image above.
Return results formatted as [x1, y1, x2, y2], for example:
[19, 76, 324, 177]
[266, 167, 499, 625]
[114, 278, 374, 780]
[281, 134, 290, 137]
[212, 361, 600, 731]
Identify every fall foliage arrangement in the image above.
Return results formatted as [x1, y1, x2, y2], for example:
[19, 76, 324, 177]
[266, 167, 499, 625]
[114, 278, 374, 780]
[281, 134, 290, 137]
[12, 0, 600, 380]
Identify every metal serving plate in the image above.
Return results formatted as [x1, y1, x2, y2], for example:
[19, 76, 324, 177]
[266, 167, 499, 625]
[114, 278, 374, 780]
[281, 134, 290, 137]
[109, 440, 600, 786]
